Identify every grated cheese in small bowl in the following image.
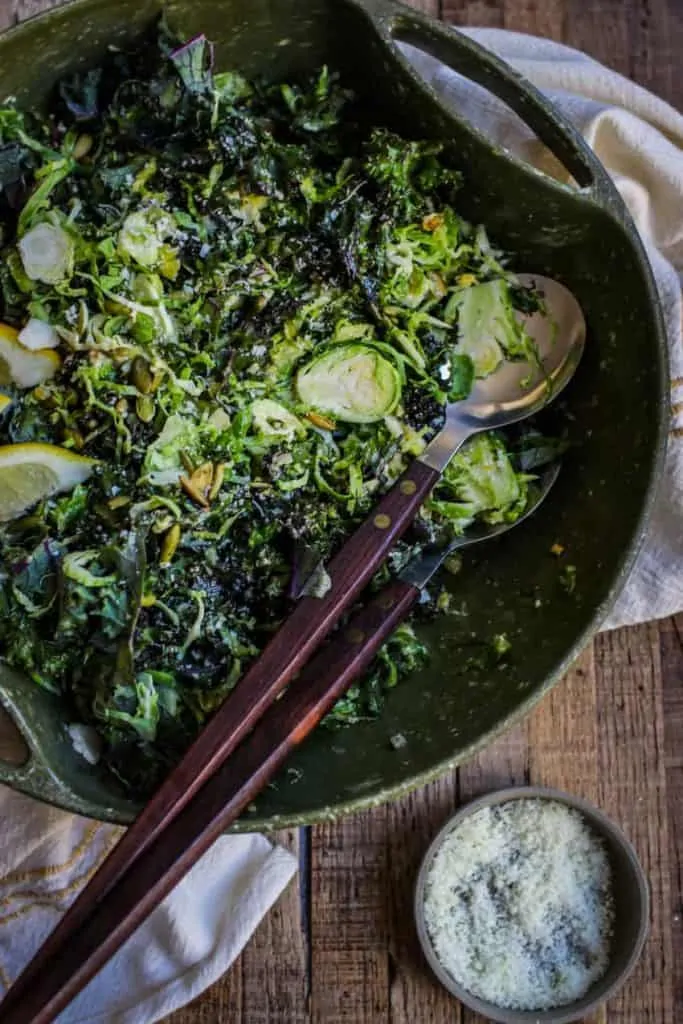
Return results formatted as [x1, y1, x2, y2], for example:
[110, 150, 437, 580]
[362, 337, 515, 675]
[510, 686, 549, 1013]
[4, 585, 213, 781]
[415, 789, 649, 1023]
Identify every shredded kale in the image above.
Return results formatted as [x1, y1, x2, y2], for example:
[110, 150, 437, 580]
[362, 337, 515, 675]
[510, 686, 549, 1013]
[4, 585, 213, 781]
[0, 25, 558, 795]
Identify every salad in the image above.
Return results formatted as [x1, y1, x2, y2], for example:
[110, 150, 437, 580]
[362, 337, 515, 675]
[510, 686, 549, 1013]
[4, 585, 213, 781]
[0, 24, 561, 795]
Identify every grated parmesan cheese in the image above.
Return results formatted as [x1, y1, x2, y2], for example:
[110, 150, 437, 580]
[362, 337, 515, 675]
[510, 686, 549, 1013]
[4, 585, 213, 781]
[422, 799, 614, 1011]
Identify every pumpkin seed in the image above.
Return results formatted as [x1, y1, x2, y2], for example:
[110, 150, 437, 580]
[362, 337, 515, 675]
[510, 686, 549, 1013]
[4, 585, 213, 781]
[73, 134, 93, 160]
[136, 394, 155, 423]
[160, 523, 181, 564]
[131, 356, 155, 394]
[306, 411, 336, 430]
[180, 475, 209, 508]
[190, 462, 214, 495]
[208, 462, 225, 502]
[107, 495, 130, 510]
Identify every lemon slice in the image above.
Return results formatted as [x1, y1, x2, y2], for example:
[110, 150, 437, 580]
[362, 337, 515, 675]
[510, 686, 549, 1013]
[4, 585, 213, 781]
[0, 323, 61, 389]
[0, 443, 96, 522]
[0, 395, 12, 415]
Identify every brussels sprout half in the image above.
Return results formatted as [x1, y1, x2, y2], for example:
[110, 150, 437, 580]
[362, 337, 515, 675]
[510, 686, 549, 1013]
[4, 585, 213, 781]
[296, 343, 401, 424]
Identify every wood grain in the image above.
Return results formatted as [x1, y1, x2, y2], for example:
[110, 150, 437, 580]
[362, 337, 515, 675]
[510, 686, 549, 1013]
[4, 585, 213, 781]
[528, 646, 599, 801]
[441, 0, 504, 29]
[660, 615, 683, 1018]
[502, 0, 566, 38]
[594, 625, 674, 1023]
[240, 830, 308, 1024]
[0, 0, 680, 1021]
[311, 810, 390, 1024]
[386, 772, 459, 1024]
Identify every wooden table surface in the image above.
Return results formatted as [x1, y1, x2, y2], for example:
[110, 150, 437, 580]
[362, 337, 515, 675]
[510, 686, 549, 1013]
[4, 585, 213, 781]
[0, 0, 681, 1021]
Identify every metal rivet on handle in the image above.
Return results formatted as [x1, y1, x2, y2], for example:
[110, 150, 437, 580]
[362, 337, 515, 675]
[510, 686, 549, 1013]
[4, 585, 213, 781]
[346, 628, 366, 645]
[374, 513, 391, 529]
[400, 480, 417, 495]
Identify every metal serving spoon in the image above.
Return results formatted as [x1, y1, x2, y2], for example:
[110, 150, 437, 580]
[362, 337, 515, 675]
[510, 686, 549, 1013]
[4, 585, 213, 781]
[401, 458, 562, 593]
[421, 274, 586, 474]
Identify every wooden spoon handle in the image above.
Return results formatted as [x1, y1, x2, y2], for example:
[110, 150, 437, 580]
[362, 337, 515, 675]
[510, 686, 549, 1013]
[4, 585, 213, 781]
[0, 578, 419, 1024]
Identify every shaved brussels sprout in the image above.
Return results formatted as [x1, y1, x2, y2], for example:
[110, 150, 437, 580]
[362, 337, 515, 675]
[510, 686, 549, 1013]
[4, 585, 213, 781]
[118, 209, 176, 269]
[297, 344, 401, 424]
[452, 279, 532, 378]
[18, 222, 74, 284]
[251, 399, 306, 441]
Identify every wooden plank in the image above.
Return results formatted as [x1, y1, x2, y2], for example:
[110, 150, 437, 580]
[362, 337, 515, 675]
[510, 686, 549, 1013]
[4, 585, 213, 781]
[660, 616, 683, 1024]
[502, 0, 566, 38]
[594, 624, 673, 1023]
[163, 974, 242, 1024]
[562, 0, 683, 111]
[310, 808, 389, 1024]
[239, 828, 308, 1024]
[386, 772, 461, 1024]
[440, 0, 504, 29]
[564, 0, 683, 111]
[527, 646, 599, 800]
[563, 0, 633, 77]
[633, 0, 683, 112]
[458, 721, 529, 798]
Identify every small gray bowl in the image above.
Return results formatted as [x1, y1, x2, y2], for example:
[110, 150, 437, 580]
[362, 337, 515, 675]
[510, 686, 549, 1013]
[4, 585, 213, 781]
[414, 785, 650, 1024]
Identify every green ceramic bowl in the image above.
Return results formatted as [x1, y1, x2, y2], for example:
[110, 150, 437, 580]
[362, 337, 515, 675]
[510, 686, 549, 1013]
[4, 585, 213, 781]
[0, 0, 668, 827]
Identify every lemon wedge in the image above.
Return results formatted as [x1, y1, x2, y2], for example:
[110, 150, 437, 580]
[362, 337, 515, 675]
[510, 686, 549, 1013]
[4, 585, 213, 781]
[0, 395, 12, 415]
[0, 323, 61, 389]
[0, 443, 96, 522]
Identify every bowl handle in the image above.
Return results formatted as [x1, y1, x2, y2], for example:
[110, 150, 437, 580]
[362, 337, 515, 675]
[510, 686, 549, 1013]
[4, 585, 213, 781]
[0, 676, 74, 806]
[352, 0, 625, 219]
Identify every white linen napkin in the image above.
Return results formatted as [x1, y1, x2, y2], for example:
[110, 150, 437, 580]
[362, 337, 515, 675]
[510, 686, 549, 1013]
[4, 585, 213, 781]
[0, 782, 296, 1015]
[402, 28, 683, 630]
[2, 26, 682, 1024]
[0, 786, 296, 1022]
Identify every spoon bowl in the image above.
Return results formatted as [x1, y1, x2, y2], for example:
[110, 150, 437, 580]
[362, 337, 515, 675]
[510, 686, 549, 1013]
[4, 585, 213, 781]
[401, 460, 562, 591]
[453, 459, 562, 549]
[422, 274, 587, 472]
